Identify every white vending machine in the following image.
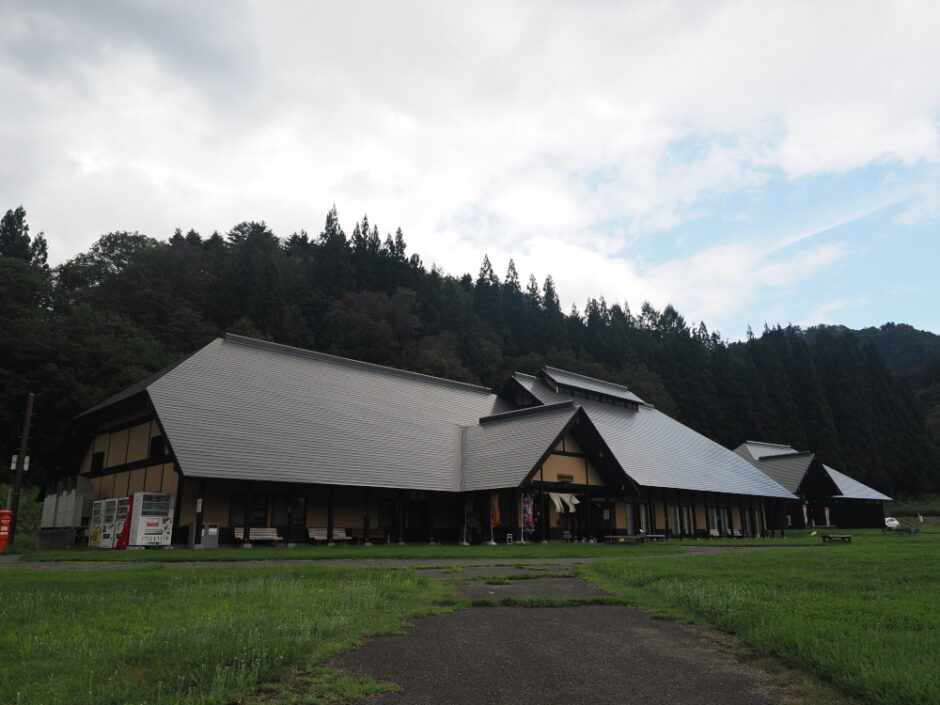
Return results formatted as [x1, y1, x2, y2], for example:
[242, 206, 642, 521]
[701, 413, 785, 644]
[88, 500, 104, 547]
[128, 492, 175, 547]
[97, 498, 118, 549]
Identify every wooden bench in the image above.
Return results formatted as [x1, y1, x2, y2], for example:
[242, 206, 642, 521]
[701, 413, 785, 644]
[349, 528, 388, 544]
[308, 528, 351, 544]
[234, 527, 283, 544]
[821, 534, 852, 543]
[604, 535, 645, 544]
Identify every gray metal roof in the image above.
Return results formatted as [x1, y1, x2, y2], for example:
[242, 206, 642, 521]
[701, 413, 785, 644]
[737, 441, 798, 461]
[147, 335, 511, 490]
[461, 403, 579, 491]
[824, 465, 892, 501]
[748, 453, 814, 494]
[735, 442, 892, 501]
[542, 366, 647, 405]
[514, 373, 795, 498]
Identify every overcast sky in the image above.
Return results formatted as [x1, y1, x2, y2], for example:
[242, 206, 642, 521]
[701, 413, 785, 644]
[2, 1, 939, 338]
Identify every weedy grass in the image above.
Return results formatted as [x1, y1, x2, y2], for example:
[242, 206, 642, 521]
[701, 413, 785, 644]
[679, 527, 940, 548]
[582, 537, 940, 705]
[236, 665, 398, 704]
[20, 541, 685, 562]
[0, 565, 451, 705]
[472, 572, 571, 584]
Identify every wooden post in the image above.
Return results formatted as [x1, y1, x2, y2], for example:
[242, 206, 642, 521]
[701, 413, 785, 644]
[286, 483, 296, 545]
[7, 393, 33, 546]
[242, 481, 252, 546]
[194, 477, 207, 546]
[584, 457, 593, 542]
[397, 490, 406, 545]
[326, 485, 335, 546]
[427, 494, 435, 545]
[539, 466, 548, 543]
[662, 489, 670, 537]
[487, 491, 497, 545]
[362, 487, 372, 546]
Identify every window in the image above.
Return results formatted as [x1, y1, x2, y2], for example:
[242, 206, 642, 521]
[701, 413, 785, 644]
[270, 496, 305, 526]
[669, 505, 681, 535]
[272, 496, 289, 526]
[638, 503, 653, 533]
[91, 451, 105, 473]
[625, 503, 635, 535]
[149, 435, 165, 460]
[229, 493, 268, 527]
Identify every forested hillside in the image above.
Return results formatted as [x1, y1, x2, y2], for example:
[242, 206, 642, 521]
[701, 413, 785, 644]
[813, 323, 940, 441]
[2, 206, 937, 495]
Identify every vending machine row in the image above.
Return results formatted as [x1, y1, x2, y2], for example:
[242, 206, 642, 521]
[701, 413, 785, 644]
[88, 492, 175, 548]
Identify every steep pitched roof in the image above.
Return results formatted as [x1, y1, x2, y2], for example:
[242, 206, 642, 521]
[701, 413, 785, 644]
[747, 452, 815, 494]
[736, 440, 799, 461]
[542, 366, 647, 405]
[146, 335, 512, 490]
[824, 465, 893, 501]
[513, 372, 795, 498]
[734, 441, 892, 501]
[461, 403, 581, 491]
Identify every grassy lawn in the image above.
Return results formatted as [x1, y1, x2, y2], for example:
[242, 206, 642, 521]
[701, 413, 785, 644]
[0, 565, 452, 705]
[582, 535, 940, 705]
[19, 541, 685, 562]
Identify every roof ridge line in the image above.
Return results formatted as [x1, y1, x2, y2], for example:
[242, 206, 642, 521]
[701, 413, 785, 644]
[758, 451, 814, 460]
[745, 440, 797, 447]
[478, 401, 575, 425]
[542, 365, 634, 393]
[224, 333, 495, 395]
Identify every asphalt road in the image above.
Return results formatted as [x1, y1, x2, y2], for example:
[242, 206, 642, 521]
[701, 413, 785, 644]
[335, 575, 784, 705]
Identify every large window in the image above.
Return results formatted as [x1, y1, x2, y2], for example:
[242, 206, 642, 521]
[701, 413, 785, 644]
[149, 435, 165, 460]
[229, 493, 269, 527]
[272, 495, 306, 526]
[669, 504, 695, 535]
[707, 506, 730, 534]
[669, 505, 681, 536]
[637, 503, 653, 533]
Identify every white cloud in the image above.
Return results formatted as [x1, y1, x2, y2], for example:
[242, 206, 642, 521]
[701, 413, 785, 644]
[800, 297, 870, 328]
[2, 0, 939, 333]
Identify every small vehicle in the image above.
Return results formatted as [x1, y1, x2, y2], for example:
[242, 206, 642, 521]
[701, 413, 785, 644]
[884, 517, 901, 530]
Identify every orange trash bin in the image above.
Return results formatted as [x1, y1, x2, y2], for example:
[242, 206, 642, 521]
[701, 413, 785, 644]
[0, 510, 12, 552]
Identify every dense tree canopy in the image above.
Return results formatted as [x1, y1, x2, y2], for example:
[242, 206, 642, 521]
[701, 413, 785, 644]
[1, 205, 937, 495]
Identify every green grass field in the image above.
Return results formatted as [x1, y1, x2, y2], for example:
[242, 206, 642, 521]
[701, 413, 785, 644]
[6, 532, 940, 705]
[582, 534, 940, 705]
[0, 565, 451, 705]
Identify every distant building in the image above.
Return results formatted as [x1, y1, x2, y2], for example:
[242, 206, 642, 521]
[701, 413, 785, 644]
[47, 334, 797, 546]
[733, 441, 891, 529]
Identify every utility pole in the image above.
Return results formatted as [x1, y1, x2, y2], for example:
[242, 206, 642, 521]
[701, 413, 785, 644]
[8, 393, 34, 546]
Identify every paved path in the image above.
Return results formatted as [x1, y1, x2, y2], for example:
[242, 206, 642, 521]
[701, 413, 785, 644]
[335, 572, 784, 705]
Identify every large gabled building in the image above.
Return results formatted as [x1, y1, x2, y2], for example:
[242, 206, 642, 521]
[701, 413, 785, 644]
[46, 334, 796, 546]
[733, 441, 891, 529]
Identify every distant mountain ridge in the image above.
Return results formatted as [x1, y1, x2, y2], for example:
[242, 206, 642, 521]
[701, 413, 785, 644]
[807, 323, 940, 440]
